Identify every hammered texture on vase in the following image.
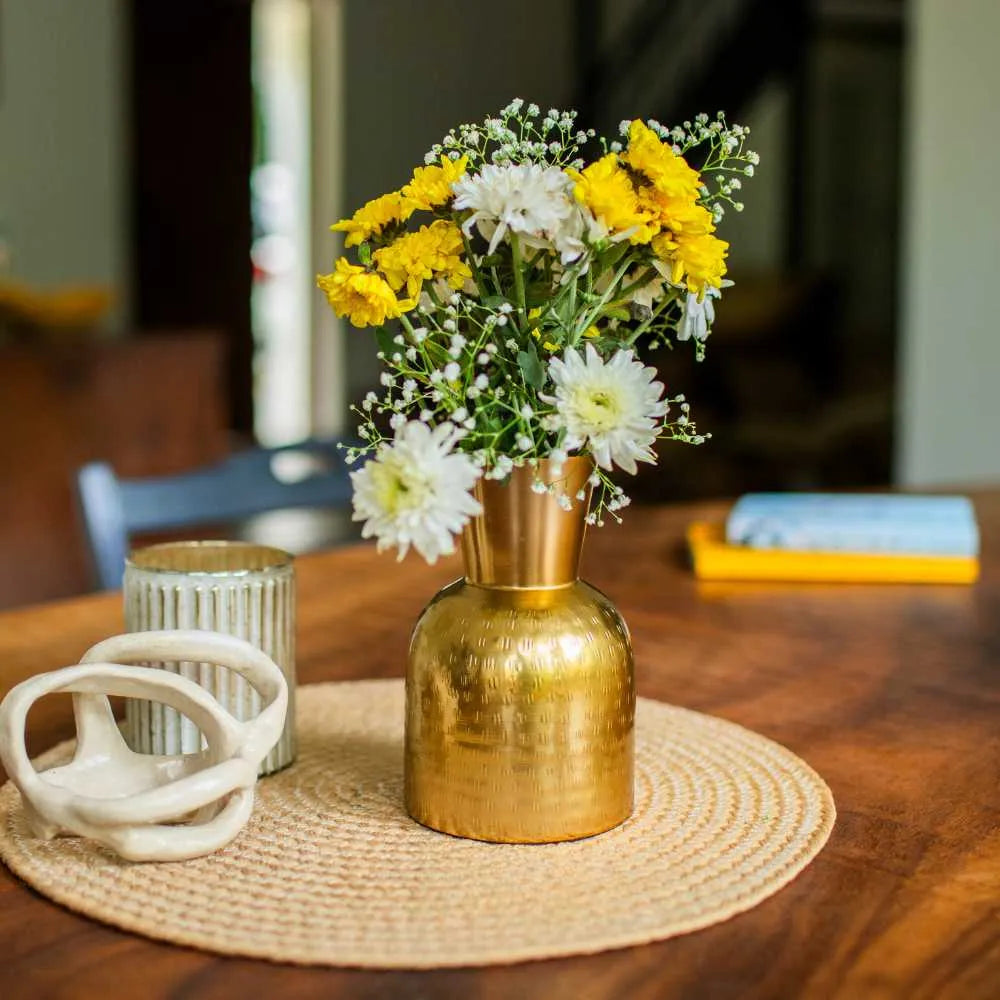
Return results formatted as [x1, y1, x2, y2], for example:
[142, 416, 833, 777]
[0, 680, 836, 969]
[406, 580, 635, 842]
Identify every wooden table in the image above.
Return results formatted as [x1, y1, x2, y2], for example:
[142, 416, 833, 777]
[1, 498, 999, 999]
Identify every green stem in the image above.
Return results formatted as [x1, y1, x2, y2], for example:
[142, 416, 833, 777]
[424, 282, 444, 310]
[624, 294, 675, 346]
[509, 232, 528, 326]
[614, 268, 656, 303]
[574, 258, 633, 340]
[565, 275, 577, 334]
[486, 416, 521, 444]
[458, 224, 489, 293]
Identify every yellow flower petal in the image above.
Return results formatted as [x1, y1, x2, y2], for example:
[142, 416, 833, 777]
[317, 258, 411, 327]
[638, 187, 715, 237]
[331, 192, 412, 247]
[652, 231, 729, 295]
[566, 153, 656, 244]
[373, 220, 471, 298]
[624, 121, 702, 203]
[401, 155, 468, 212]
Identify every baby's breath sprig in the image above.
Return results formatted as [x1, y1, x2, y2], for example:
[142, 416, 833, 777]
[428, 100, 596, 172]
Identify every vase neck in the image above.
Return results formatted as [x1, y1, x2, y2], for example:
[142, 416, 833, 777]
[461, 458, 592, 590]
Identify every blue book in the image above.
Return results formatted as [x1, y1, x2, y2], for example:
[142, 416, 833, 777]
[725, 493, 980, 557]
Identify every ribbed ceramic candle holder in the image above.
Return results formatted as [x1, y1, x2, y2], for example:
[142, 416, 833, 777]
[123, 541, 296, 775]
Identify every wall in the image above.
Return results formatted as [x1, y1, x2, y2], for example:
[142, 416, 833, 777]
[0, 0, 129, 329]
[808, 26, 902, 355]
[897, 0, 1000, 484]
[715, 80, 789, 274]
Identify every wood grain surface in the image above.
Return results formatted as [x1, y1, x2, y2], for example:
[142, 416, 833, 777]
[1, 497, 998, 1000]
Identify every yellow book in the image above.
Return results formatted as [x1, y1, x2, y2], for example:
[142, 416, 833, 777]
[687, 522, 979, 584]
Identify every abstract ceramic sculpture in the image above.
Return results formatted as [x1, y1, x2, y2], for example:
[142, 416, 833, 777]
[0, 630, 287, 861]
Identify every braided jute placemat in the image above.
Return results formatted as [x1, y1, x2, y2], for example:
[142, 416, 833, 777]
[0, 680, 835, 968]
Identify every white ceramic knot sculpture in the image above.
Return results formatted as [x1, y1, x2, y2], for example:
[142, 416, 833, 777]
[0, 630, 288, 862]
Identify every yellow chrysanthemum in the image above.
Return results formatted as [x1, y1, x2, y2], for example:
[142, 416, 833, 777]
[637, 186, 715, 238]
[566, 154, 656, 244]
[624, 120, 702, 202]
[373, 220, 472, 298]
[401, 155, 469, 212]
[316, 258, 412, 327]
[652, 231, 729, 295]
[331, 192, 412, 247]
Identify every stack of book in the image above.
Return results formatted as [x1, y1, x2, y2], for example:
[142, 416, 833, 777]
[688, 494, 979, 583]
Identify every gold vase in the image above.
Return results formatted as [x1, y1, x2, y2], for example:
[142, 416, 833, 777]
[404, 457, 635, 843]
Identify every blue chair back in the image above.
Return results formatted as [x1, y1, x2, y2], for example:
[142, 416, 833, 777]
[77, 439, 356, 590]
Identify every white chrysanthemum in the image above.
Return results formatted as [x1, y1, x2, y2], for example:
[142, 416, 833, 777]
[541, 201, 609, 268]
[351, 421, 482, 563]
[545, 344, 668, 474]
[452, 163, 577, 254]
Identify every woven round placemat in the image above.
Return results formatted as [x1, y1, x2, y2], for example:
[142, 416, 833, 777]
[0, 679, 834, 968]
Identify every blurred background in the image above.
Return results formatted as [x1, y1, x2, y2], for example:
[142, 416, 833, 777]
[0, 0, 997, 607]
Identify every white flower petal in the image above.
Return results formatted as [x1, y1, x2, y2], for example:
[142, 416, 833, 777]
[452, 163, 577, 252]
[351, 421, 482, 564]
[546, 346, 668, 475]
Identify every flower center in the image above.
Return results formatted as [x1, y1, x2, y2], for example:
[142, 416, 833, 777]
[576, 387, 623, 430]
[371, 462, 430, 515]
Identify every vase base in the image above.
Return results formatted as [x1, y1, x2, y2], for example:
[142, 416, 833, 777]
[405, 573, 636, 846]
[406, 794, 635, 844]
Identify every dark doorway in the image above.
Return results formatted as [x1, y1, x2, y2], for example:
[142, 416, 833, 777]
[130, 0, 254, 433]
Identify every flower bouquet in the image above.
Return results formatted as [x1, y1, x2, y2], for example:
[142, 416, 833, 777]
[318, 99, 757, 563]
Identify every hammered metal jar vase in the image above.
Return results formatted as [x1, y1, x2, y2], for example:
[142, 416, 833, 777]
[405, 456, 635, 843]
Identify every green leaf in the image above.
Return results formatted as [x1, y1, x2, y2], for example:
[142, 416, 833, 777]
[357, 242, 372, 266]
[596, 240, 632, 271]
[524, 284, 554, 309]
[374, 325, 396, 358]
[517, 344, 545, 389]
